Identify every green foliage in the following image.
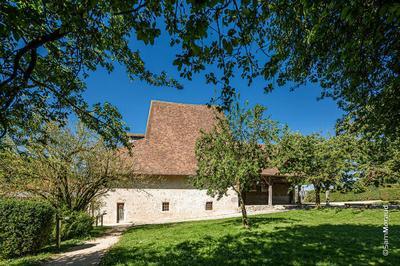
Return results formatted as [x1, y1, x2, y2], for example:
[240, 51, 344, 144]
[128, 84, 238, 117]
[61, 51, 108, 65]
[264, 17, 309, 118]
[170, 1, 400, 140]
[59, 211, 94, 240]
[101, 209, 400, 265]
[193, 102, 279, 227]
[0, 122, 133, 211]
[275, 131, 356, 206]
[2, 1, 398, 144]
[194, 102, 279, 198]
[0, 0, 181, 146]
[275, 129, 400, 200]
[355, 137, 400, 187]
[0, 199, 55, 258]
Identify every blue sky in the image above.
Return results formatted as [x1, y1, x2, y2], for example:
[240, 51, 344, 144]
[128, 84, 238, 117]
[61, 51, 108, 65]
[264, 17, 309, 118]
[83, 32, 343, 136]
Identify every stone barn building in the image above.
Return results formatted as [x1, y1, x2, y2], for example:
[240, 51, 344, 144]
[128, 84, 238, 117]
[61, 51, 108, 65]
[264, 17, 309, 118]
[100, 101, 293, 225]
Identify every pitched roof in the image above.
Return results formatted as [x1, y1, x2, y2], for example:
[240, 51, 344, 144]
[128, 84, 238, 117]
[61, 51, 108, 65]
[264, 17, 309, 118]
[131, 101, 217, 176]
[130, 100, 281, 177]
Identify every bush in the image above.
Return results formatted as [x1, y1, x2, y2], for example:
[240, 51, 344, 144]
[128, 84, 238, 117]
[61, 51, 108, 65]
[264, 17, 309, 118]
[60, 211, 94, 240]
[0, 199, 55, 258]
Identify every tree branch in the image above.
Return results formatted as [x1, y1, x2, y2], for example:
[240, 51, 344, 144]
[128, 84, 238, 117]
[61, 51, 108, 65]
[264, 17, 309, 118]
[0, 28, 68, 90]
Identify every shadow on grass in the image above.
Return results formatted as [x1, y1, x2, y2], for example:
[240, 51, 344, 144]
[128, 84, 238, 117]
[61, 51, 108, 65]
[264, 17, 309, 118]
[128, 217, 298, 233]
[90, 226, 113, 238]
[39, 239, 84, 254]
[102, 221, 399, 266]
[39, 226, 111, 255]
[216, 216, 300, 229]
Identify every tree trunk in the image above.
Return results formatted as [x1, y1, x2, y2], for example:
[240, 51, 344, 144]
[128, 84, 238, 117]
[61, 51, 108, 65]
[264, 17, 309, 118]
[297, 185, 302, 205]
[314, 184, 321, 208]
[238, 193, 250, 228]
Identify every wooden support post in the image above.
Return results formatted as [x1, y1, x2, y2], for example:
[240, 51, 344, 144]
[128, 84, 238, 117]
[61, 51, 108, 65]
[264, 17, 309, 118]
[268, 177, 273, 207]
[101, 215, 103, 227]
[297, 185, 302, 205]
[325, 190, 330, 206]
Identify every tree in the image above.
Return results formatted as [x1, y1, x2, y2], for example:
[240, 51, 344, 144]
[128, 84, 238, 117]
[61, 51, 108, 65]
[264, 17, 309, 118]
[170, 1, 400, 139]
[355, 137, 400, 188]
[0, 123, 133, 211]
[276, 131, 355, 207]
[271, 128, 306, 205]
[0, 0, 182, 146]
[318, 134, 357, 204]
[3, 1, 398, 144]
[193, 103, 279, 228]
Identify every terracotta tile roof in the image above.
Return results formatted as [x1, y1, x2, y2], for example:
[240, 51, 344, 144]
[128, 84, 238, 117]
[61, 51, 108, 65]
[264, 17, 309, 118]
[261, 167, 280, 176]
[129, 100, 280, 177]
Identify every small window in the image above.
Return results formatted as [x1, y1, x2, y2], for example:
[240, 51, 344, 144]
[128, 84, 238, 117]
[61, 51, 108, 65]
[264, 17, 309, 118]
[205, 201, 213, 211]
[162, 202, 169, 211]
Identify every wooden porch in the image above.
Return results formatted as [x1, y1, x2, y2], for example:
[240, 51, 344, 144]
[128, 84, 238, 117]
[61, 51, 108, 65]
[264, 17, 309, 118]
[243, 176, 294, 206]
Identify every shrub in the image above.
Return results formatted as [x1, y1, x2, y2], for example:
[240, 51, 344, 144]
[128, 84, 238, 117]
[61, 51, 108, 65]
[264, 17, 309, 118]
[60, 211, 94, 240]
[0, 199, 55, 258]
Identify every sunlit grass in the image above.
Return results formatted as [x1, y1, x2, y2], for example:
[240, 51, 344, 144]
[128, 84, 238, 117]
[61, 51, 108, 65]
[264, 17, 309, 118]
[101, 209, 400, 266]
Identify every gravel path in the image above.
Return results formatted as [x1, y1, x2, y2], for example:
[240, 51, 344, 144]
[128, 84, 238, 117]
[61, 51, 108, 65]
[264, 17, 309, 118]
[43, 225, 130, 266]
[328, 200, 382, 205]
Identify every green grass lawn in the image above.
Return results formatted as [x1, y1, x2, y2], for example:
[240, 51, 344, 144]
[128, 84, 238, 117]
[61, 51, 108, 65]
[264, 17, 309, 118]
[101, 209, 400, 266]
[0, 226, 111, 266]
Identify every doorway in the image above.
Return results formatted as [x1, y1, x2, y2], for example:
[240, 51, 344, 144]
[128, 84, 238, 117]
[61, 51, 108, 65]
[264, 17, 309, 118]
[117, 203, 124, 223]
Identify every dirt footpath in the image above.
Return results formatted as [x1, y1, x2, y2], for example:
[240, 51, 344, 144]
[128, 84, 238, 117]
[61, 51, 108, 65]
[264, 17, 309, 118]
[43, 225, 130, 266]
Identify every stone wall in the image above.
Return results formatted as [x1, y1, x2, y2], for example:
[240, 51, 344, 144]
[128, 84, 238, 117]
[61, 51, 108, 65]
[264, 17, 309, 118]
[100, 176, 239, 225]
[99, 175, 293, 225]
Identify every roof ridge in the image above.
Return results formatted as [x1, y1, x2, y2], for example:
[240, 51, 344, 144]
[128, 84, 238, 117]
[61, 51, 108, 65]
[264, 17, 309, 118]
[150, 100, 212, 107]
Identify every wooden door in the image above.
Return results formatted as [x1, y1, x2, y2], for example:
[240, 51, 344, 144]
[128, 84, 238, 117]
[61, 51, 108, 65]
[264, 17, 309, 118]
[117, 203, 124, 223]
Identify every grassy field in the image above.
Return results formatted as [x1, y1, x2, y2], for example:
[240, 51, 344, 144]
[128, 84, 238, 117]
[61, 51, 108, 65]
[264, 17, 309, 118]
[101, 209, 400, 266]
[305, 185, 400, 202]
[0, 226, 110, 266]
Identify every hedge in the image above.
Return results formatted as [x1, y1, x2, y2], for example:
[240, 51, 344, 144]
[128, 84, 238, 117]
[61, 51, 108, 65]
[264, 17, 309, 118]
[304, 185, 400, 203]
[0, 199, 55, 258]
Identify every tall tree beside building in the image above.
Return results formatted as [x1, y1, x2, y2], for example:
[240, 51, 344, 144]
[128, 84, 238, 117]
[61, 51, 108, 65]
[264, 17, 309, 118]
[193, 103, 279, 228]
[0, 123, 133, 211]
